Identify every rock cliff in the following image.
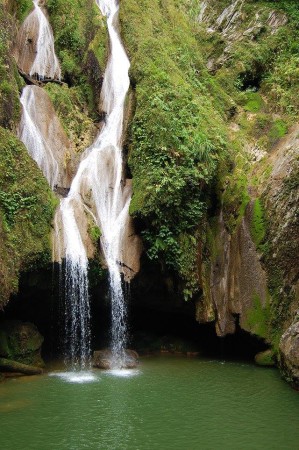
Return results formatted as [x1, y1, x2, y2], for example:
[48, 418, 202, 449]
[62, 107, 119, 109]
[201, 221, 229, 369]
[0, 0, 298, 387]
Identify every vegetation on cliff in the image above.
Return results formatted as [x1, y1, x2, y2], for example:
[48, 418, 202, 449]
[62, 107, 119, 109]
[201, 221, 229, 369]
[195, 0, 299, 352]
[120, 0, 232, 298]
[0, 3, 57, 306]
[0, 128, 56, 306]
[46, 0, 108, 152]
[0, 4, 22, 130]
[118, 0, 298, 361]
[0, 0, 297, 385]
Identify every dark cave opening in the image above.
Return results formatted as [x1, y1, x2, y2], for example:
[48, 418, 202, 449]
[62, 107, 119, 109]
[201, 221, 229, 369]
[0, 262, 269, 365]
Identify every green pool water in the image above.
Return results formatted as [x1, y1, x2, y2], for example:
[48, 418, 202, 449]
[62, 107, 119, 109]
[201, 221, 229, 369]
[0, 355, 298, 450]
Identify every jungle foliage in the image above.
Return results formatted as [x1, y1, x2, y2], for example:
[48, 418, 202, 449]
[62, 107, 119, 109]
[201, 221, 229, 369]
[120, 0, 231, 298]
[0, 128, 56, 305]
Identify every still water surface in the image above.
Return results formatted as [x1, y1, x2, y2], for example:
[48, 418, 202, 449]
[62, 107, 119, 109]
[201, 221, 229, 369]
[0, 355, 298, 450]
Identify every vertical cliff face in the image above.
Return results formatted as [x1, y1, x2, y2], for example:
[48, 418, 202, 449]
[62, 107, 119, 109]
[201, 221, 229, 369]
[0, 0, 98, 305]
[194, 0, 299, 385]
[117, 0, 298, 374]
[0, 2, 58, 308]
[198, 204, 269, 338]
[0, 0, 298, 385]
[259, 126, 299, 337]
[261, 126, 299, 386]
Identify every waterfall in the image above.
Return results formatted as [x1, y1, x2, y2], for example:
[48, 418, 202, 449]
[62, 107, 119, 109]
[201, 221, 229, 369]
[29, 0, 61, 79]
[30, 0, 61, 79]
[58, 0, 131, 368]
[95, 0, 131, 366]
[61, 198, 91, 368]
[15, 0, 90, 368]
[19, 86, 60, 189]
[17, 0, 133, 370]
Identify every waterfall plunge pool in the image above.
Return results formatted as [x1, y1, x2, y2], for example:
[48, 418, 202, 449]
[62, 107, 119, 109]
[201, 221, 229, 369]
[1, 355, 298, 450]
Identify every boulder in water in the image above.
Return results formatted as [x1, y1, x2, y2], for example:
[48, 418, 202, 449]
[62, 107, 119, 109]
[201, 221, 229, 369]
[93, 349, 139, 369]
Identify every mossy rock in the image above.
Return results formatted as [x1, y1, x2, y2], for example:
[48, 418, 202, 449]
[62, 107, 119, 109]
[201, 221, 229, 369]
[0, 321, 44, 367]
[120, 0, 230, 297]
[0, 128, 56, 306]
[242, 92, 264, 113]
[0, 5, 22, 129]
[255, 349, 275, 367]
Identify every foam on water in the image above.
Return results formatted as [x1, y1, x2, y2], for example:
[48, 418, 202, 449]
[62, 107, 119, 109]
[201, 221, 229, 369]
[49, 371, 99, 384]
[104, 369, 141, 378]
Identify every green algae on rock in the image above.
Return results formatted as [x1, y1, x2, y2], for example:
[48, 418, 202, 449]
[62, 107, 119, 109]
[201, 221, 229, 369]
[0, 127, 56, 307]
[0, 320, 44, 367]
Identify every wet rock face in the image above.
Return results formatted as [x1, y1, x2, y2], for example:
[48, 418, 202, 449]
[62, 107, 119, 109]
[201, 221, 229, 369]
[0, 320, 44, 367]
[93, 349, 139, 369]
[198, 205, 268, 337]
[19, 85, 71, 189]
[14, 4, 39, 75]
[120, 180, 143, 282]
[261, 126, 299, 332]
[279, 318, 299, 388]
[14, 0, 61, 80]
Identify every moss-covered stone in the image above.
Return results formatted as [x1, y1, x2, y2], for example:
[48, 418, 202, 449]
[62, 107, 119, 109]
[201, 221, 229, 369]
[255, 349, 275, 366]
[0, 128, 57, 306]
[250, 198, 266, 250]
[120, 0, 231, 298]
[45, 83, 96, 154]
[0, 5, 22, 129]
[47, 0, 108, 111]
[0, 320, 44, 367]
[279, 315, 299, 388]
[245, 294, 271, 340]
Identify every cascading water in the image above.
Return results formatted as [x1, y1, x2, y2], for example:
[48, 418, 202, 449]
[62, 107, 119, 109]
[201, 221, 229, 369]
[30, 0, 61, 79]
[58, 0, 131, 369]
[15, 0, 90, 367]
[19, 0, 61, 79]
[17, 0, 62, 189]
[19, 86, 59, 189]
[17, 0, 133, 370]
[58, 196, 91, 369]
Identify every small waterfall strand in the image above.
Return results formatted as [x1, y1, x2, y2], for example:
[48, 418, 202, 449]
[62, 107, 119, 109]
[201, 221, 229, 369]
[64, 259, 90, 368]
[59, 196, 91, 369]
[30, 0, 61, 79]
[19, 86, 59, 189]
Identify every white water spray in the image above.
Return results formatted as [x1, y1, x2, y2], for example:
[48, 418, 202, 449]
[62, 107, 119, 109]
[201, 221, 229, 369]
[19, 86, 59, 189]
[58, 0, 131, 368]
[28, 0, 61, 79]
[60, 196, 91, 368]
[16, 2, 89, 367]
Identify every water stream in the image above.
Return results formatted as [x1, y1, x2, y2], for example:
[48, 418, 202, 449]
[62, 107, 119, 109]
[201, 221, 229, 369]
[19, 86, 60, 189]
[16, 0, 132, 369]
[27, 0, 61, 79]
[58, 0, 131, 368]
[15, 0, 90, 367]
